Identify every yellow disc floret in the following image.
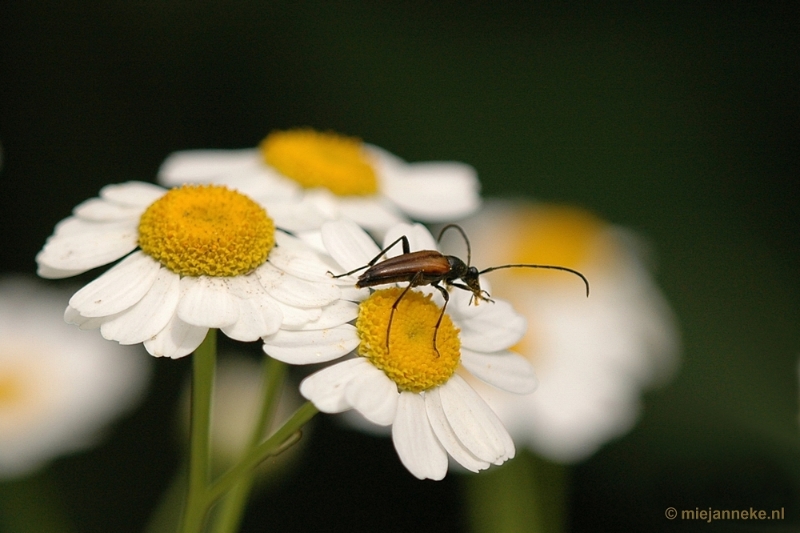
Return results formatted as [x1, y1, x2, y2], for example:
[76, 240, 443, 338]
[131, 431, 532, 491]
[138, 185, 275, 277]
[356, 288, 460, 393]
[0, 373, 24, 407]
[260, 128, 379, 196]
[510, 205, 606, 277]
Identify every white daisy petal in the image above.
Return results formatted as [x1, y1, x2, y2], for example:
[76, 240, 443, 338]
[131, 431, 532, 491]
[382, 162, 481, 222]
[73, 197, 143, 221]
[425, 387, 491, 473]
[299, 300, 359, 331]
[221, 292, 283, 342]
[46, 217, 128, 245]
[99, 181, 166, 207]
[143, 315, 208, 359]
[460, 349, 538, 394]
[344, 364, 398, 426]
[295, 230, 327, 254]
[321, 219, 381, 274]
[36, 220, 139, 274]
[271, 300, 321, 329]
[257, 262, 340, 308]
[223, 167, 301, 200]
[222, 274, 284, 338]
[177, 277, 239, 328]
[457, 299, 527, 353]
[382, 223, 438, 256]
[262, 325, 359, 364]
[269, 232, 338, 281]
[157, 149, 262, 185]
[36, 264, 87, 280]
[337, 197, 406, 234]
[99, 268, 181, 344]
[68, 252, 160, 318]
[299, 358, 369, 413]
[392, 392, 447, 480]
[262, 200, 333, 233]
[64, 305, 107, 330]
[438, 375, 514, 464]
[339, 286, 371, 301]
[364, 143, 407, 171]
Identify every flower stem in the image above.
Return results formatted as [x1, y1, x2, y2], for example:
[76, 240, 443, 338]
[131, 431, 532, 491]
[463, 451, 567, 533]
[209, 358, 288, 533]
[179, 329, 217, 533]
[206, 401, 318, 506]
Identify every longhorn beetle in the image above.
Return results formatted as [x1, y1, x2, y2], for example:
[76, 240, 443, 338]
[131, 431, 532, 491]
[333, 224, 590, 356]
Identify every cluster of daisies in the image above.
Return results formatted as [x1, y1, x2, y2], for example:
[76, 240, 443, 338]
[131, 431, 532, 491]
[33, 129, 532, 480]
[27, 128, 679, 481]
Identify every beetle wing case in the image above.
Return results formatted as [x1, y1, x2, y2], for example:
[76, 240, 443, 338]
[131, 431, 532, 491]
[357, 250, 451, 287]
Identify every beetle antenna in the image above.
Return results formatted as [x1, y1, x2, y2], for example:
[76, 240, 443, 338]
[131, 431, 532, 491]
[479, 264, 590, 297]
[437, 224, 471, 266]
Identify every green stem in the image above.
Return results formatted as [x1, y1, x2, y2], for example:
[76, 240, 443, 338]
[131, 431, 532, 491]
[179, 329, 217, 533]
[463, 450, 568, 533]
[206, 402, 318, 506]
[209, 358, 288, 533]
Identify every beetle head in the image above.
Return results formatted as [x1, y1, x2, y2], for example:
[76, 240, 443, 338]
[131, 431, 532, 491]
[462, 265, 494, 305]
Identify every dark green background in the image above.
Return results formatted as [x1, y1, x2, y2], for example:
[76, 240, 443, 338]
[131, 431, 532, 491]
[1, 2, 798, 532]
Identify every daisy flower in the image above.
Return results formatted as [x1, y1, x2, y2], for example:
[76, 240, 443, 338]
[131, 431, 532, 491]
[449, 200, 680, 462]
[157, 128, 481, 235]
[35, 181, 349, 358]
[272, 220, 537, 480]
[0, 277, 150, 478]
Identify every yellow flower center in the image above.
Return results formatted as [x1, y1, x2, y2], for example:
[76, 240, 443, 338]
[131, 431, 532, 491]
[0, 373, 24, 407]
[508, 204, 606, 278]
[356, 288, 460, 393]
[489, 204, 607, 367]
[138, 185, 275, 277]
[260, 129, 379, 196]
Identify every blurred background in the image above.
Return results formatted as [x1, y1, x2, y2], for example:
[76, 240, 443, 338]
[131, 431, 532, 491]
[1, 1, 798, 532]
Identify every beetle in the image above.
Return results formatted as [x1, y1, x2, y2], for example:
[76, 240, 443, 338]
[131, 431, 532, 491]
[333, 224, 589, 356]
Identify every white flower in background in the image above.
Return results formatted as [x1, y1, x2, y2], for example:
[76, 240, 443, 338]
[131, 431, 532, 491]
[448, 200, 680, 463]
[35, 181, 351, 358]
[157, 128, 481, 235]
[273, 220, 537, 480]
[0, 277, 150, 478]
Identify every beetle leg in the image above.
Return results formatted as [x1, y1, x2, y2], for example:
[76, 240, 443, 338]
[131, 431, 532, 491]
[386, 270, 424, 351]
[449, 281, 494, 305]
[430, 282, 451, 358]
[330, 235, 412, 278]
